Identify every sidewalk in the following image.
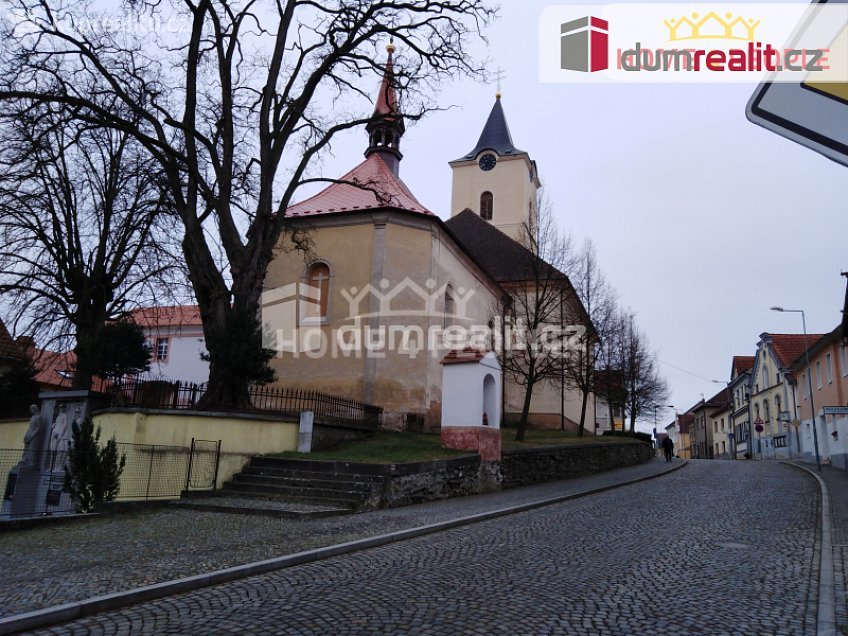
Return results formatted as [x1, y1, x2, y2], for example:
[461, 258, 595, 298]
[0, 456, 683, 623]
[789, 461, 848, 632]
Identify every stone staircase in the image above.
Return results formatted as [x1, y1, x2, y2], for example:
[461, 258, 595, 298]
[216, 456, 388, 512]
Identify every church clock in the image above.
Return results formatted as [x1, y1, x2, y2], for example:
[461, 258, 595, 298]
[478, 154, 497, 171]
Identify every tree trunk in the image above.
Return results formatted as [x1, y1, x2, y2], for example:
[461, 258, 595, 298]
[608, 403, 616, 431]
[577, 388, 589, 437]
[515, 383, 535, 442]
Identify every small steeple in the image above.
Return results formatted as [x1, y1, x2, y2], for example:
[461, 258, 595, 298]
[457, 95, 526, 161]
[365, 41, 405, 176]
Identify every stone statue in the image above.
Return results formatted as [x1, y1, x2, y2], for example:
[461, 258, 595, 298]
[21, 404, 42, 468]
[49, 403, 71, 456]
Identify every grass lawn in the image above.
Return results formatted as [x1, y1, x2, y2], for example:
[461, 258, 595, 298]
[273, 427, 639, 464]
[274, 430, 472, 464]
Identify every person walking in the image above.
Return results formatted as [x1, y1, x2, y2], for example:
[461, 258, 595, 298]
[661, 436, 674, 462]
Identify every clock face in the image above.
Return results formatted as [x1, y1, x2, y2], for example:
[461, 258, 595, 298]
[478, 154, 497, 171]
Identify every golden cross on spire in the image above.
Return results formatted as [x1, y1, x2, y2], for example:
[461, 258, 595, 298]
[494, 66, 506, 99]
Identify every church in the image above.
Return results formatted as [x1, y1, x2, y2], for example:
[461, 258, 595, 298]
[262, 44, 594, 431]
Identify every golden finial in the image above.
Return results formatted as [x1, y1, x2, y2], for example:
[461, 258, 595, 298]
[495, 66, 505, 99]
[386, 39, 396, 55]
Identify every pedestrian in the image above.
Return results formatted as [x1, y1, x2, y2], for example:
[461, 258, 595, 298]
[661, 436, 674, 462]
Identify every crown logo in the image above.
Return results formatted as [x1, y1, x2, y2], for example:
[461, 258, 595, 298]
[664, 11, 761, 42]
[340, 277, 476, 322]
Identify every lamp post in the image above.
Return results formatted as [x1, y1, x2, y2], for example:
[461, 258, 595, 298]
[771, 306, 820, 471]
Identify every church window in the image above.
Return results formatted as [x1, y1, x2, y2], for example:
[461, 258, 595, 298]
[154, 337, 170, 362]
[444, 285, 455, 328]
[480, 191, 493, 220]
[303, 262, 331, 320]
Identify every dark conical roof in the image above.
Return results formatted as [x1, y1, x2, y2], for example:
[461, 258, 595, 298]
[456, 96, 526, 161]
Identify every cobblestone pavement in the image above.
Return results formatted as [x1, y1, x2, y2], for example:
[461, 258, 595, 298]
[0, 458, 676, 618]
[24, 460, 820, 636]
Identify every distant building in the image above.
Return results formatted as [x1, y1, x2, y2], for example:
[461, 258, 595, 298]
[749, 332, 822, 459]
[729, 356, 754, 458]
[127, 306, 208, 384]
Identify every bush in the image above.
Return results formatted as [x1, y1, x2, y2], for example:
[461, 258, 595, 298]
[63, 417, 126, 513]
[602, 430, 654, 445]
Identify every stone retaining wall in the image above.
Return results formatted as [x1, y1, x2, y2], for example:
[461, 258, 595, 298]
[373, 440, 652, 509]
[500, 441, 654, 489]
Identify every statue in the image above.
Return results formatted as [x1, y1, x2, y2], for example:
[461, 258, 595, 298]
[49, 403, 71, 456]
[21, 404, 42, 468]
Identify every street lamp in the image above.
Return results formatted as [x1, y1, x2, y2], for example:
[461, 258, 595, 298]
[770, 306, 820, 471]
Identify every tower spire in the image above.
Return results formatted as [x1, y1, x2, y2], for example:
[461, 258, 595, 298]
[365, 41, 405, 176]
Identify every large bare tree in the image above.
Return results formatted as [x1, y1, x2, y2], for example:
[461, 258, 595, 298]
[0, 0, 495, 407]
[496, 198, 587, 442]
[617, 313, 669, 433]
[561, 238, 616, 436]
[0, 104, 179, 389]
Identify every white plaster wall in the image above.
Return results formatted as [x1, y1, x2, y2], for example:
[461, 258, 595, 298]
[146, 325, 209, 384]
[441, 353, 501, 429]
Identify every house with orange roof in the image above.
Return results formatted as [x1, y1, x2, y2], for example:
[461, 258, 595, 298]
[127, 305, 208, 384]
[748, 332, 823, 459]
[791, 279, 848, 467]
[262, 45, 594, 431]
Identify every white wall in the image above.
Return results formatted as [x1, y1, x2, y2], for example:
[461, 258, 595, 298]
[442, 352, 501, 429]
[146, 325, 209, 384]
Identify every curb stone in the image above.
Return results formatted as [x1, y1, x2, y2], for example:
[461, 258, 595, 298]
[782, 461, 837, 636]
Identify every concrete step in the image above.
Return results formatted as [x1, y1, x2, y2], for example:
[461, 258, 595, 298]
[249, 456, 390, 477]
[171, 496, 350, 519]
[241, 465, 385, 485]
[233, 471, 382, 493]
[221, 480, 366, 507]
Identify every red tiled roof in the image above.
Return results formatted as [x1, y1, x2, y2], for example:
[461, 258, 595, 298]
[127, 305, 202, 328]
[30, 348, 76, 390]
[0, 319, 24, 362]
[440, 347, 489, 365]
[732, 355, 755, 375]
[286, 154, 431, 217]
[768, 333, 825, 368]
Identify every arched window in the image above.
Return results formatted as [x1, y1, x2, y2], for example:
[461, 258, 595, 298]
[444, 284, 455, 328]
[763, 399, 771, 423]
[303, 261, 331, 320]
[480, 191, 493, 220]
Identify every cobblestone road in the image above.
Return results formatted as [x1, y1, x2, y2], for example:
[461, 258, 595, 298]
[26, 461, 819, 636]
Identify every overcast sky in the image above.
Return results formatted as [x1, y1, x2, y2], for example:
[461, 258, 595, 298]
[303, 0, 848, 430]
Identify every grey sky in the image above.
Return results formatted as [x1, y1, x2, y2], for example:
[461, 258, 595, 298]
[299, 0, 848, 429]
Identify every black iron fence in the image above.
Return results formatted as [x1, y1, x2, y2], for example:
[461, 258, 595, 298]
[0, 439, 220, 519]
[108, 379, 382, 430]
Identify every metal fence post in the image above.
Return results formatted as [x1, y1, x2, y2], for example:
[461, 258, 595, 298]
[185, 438, 195, 493]
[212, 440, 221, 491]
[145, 445, 155, 500]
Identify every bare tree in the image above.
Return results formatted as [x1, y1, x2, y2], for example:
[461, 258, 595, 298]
[0, 103, 179, 389]
[617, 313, 669, 433]
[561, 238, 616, 436]
[0, 0, 495, 408]
[495, 196, 588, 442]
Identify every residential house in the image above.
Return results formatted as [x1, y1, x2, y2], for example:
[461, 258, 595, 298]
[749, 332, 822, 459]
[689, 392, 728, 459]
[127, 306, 209, 384]
[792, 323, 848, 468]
[707, 387, 732, 459]
[670, 412, 692, 459]
[729, 356, 754, 458]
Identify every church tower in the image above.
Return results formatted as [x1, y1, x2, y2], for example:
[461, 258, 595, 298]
[449, 94, 541, 242]
[365, 42, 405, 177]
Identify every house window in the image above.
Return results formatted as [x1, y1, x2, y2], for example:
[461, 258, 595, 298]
[764, 399, 771, 423]
[762, 368, 769, 389]
[826, 353, 833, 384]
[816, 361, 822, 389]
[841, 345, 848, 377]
[480, 191, 493, 220]
[775, 395, 781, 421]
[802, 371, 809, 399]
[155, 337, 170, 362]
[303, 262, 331, 320]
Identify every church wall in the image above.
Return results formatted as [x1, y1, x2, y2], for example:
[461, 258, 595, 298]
[450, 155, 537, 242]
[424, 226, 503, 429]
[503, 380, 594, 433]
[263, 223, 376, 400]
